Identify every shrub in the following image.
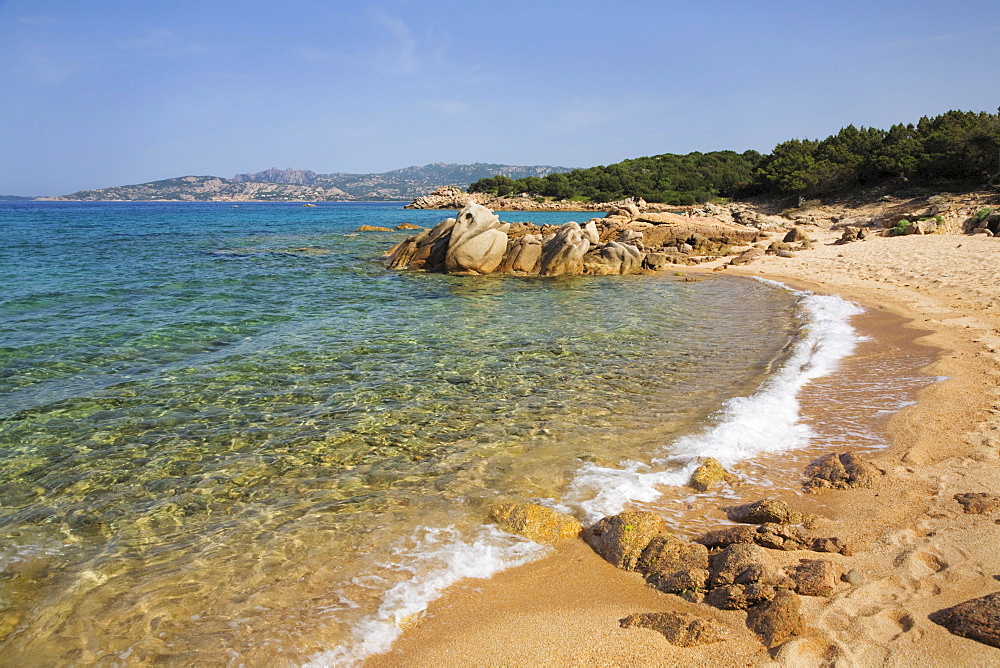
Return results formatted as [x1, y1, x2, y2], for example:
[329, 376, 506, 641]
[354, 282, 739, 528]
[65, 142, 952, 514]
[971, 207, 994, 225]
[890, 219, 910, 236]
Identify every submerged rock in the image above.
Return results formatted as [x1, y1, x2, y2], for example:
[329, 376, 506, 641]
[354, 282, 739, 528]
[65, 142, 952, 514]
[584, 511, 667, 571]
[488, 503, 582, 543]
[619, 611, 731, 646]
[357, 225, 393, 232]
[930, 591, 1000, 648]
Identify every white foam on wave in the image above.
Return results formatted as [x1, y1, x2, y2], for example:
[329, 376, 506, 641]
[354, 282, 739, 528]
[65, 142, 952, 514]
[307, 281, 863, 665]
[565, 284, 865, 522]
[305, 524, 548, 667]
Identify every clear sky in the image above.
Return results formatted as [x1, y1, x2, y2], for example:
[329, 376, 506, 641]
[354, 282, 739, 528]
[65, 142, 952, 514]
[1, 0, 998, 196]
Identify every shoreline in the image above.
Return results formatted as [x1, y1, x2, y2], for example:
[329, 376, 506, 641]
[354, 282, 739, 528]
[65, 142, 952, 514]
[362, 228, 1000, 665]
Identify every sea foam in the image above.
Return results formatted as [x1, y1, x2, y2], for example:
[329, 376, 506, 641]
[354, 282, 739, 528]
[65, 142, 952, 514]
[565, 285, 864, 522]
[306, 525, 548, 667]
[310, 283, 863, 665]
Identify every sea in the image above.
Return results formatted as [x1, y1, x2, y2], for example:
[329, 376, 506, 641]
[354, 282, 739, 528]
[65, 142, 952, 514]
[0, 201, 927, 665]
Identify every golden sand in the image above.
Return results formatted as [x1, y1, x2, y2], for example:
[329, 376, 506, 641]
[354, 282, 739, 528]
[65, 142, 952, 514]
[366, 228, 1000, 666]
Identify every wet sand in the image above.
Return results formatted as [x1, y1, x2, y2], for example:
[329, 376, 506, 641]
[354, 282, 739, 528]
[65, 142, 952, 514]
[365, 229, 1000, 666]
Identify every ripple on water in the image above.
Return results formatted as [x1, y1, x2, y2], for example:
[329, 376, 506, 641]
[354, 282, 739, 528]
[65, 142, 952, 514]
[0, 203, 802, 664]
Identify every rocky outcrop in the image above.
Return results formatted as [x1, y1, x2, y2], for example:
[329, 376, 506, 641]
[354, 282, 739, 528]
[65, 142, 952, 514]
[488, 503, 582, 543]
[746, 590, 807, 647]
[385, 217, 456, 271]
[725, 499, 809, 525]
[954, 493, 1000, 514]
[636, 535, 710, 595]
[930, 591, 1000, 648]
[708, 544, 779, 589]
[789, 559, 839, 597]
[581, 509, 838, 650]
[619, 612, 731, 646]
[836, 225, 869, 244]
[444, 204, 510, 274]
[804, 452, 880, 491]
[497, 234, 544, 274]
[697, 524, 850, 556]
[584, 511, 668, 571]
[689, 458, 737, 492]
[407, 187, 607, 212]
[581, 242, 645, 276]
[538, 222, 591, 276]
[753, 523, 812, 551]
[406, 186, 483, 210]
[388, 202, 766, 276]
[782, 227, 811, 243]
[728, 247, 766, 266]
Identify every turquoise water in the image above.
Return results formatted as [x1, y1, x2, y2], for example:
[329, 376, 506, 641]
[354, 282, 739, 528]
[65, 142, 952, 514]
[0, 202, 802, 664]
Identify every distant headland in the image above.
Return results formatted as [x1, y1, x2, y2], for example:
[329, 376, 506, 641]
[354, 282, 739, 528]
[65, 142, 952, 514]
[31, 163, 571, 203]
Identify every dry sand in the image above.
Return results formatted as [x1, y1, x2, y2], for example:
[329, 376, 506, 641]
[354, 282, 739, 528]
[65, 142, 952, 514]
[365, 227, 1000, 667]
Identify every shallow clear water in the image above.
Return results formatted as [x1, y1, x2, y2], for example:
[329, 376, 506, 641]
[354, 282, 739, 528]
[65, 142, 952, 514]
[0, 202, 804, 664]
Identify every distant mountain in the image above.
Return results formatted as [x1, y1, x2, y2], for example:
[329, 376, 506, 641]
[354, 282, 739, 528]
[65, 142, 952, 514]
[44, 163, 573, 202]
[0, 195, 35, 201]
[231, 162, 573, 199]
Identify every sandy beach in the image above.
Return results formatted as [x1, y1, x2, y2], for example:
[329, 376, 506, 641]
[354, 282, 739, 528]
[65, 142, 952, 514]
[364, 224, 1000, 666]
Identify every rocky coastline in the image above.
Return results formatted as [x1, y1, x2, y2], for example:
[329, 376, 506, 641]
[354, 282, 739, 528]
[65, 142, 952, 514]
[366, 187, 1000, 666]
[384, 201, 799, 276]
[404, 186, 684, 212]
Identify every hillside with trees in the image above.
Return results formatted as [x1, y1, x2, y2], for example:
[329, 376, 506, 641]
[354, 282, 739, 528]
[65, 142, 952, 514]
[468, 109, 1000, 205]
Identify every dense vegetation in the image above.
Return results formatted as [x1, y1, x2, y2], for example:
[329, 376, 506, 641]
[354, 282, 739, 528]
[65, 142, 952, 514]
[469, 109, 1000, 204]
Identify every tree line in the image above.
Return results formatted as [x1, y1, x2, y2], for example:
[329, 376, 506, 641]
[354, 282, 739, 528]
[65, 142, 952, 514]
[468, 109, 1000, 204]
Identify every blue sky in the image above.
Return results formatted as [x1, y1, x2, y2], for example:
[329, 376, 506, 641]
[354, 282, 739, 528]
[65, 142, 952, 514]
[1, 0, 998, 195]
